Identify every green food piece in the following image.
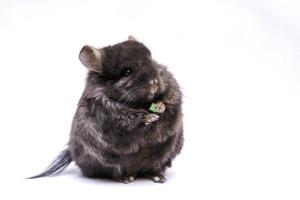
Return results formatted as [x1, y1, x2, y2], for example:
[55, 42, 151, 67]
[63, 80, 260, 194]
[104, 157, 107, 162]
[149, 103, 158, 113]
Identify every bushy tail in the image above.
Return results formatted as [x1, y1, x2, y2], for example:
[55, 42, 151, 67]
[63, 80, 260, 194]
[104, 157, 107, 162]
[27, 149, 72, 179]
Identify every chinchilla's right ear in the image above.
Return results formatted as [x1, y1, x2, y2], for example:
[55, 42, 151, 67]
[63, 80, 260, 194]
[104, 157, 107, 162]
[79, 45, 104, 73]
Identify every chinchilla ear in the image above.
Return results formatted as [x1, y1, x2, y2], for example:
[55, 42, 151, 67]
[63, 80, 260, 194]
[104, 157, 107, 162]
[128, 35, 138, 42]
[79, 45, 104, 73]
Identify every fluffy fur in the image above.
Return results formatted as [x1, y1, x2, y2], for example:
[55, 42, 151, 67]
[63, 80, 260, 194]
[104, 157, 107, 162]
[29, 37, 183, 183]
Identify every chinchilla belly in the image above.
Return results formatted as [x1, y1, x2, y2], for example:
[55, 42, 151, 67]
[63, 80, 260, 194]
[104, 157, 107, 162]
[70, 132, 175, 176]
[101, 138, 173, 175]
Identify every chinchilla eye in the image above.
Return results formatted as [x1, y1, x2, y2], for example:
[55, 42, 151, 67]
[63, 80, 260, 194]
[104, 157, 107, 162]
[123, 68, 132, 77]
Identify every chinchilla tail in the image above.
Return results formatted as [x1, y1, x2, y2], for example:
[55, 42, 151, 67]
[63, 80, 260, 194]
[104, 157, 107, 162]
[27, 148, 72, 179]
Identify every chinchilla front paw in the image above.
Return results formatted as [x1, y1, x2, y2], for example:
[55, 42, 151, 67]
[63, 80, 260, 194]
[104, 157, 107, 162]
[149, 102, 166, 113]
[145, 114, 159, 125]
[154, 102, 166, 113]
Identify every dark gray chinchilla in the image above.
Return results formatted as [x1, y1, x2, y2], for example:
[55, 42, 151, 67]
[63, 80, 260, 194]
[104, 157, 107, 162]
[29, 36, 183, 183]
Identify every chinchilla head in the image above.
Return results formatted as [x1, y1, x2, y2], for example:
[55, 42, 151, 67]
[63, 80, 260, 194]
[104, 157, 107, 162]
[79, 36, 166, 107]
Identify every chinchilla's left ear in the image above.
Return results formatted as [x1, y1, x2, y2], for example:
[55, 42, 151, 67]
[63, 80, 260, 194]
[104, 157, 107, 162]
[79, 45, 104, 74]
[128, 35, 138, 42]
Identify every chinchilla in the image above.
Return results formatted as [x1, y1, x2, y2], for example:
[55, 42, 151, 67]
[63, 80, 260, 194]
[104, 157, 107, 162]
[29, 36, 183, 183]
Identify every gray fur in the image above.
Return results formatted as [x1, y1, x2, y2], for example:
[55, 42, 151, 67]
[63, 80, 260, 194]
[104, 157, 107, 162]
[29, 38, 183, 183]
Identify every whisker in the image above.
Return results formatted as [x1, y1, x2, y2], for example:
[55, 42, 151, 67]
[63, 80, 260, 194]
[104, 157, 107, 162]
[116, 86, 140, 106]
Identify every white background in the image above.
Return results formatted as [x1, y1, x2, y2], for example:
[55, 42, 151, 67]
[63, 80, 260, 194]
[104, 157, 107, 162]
[0, 0, 299, 199]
